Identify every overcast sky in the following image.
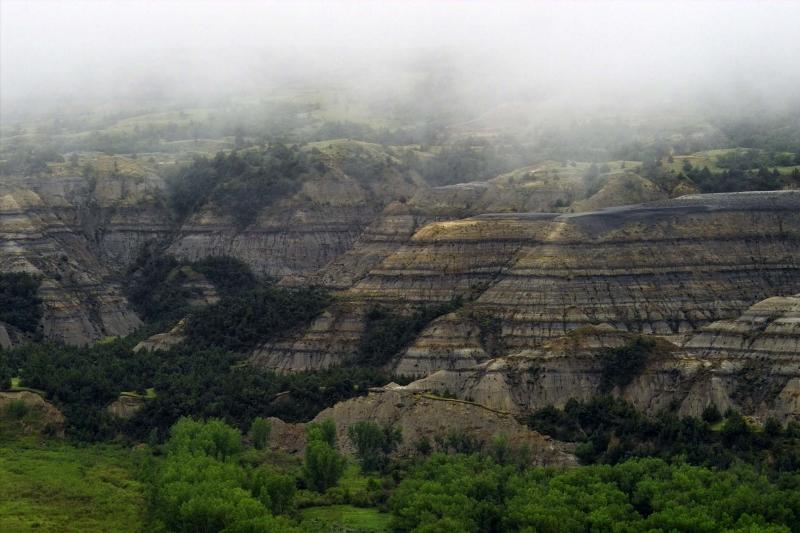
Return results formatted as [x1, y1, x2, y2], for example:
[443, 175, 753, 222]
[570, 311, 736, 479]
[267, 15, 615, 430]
[2, 0, 799, 112]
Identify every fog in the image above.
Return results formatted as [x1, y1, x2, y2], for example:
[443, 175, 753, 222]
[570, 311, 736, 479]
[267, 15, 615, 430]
[2, 0, 800, 120]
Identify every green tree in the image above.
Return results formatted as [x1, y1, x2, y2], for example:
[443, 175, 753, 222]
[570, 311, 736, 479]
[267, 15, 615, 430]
[248, 467, 296, 515]
[347, 420, 402, 473]
[167, 417, 243, 460]
[303, 439, 345, 493]
[390, 453, 512, 532]
[390, 455, 800, 533]
[152, 419, 300, 532]
[307, 418, 337, 447]
[303, 418, 345, 492]
[249, 417, 271, 450]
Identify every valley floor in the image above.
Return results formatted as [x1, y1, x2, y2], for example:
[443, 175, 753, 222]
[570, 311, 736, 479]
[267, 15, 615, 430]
[0, 437, 145, 532]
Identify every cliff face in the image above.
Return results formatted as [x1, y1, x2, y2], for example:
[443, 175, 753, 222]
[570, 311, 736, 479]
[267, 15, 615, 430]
[5, 144, 799, 360]
[0, 169, 161, 344]
[400, 294, 800, 423]
[309, 204, 431, 289]
[1, 142, 423, 345]
[685, 293, 800, 357]
[570, 173, 667, 212]
[22, 158, 174, 272]
[265, 293, 800, 460]
[168, 141, 425, 280]
[391, 312, 491, 377]
[255, 191, 800, 373]
[306, 162, 663, 291]
[406, 162, 662, 217]
[133, 318, 187, 353]
[250, 303, 367, 372]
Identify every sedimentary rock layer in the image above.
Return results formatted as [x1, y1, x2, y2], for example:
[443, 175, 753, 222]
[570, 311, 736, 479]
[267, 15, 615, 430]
[255, 191, 800, 373]
[356, 191, 800, 343]
[685, 294, 800, 357]
[250, 303, 366, 372]
[1, 179, 147, 345]
[403, 295, 800, 423]
[169, 141, 424, 280]
[391, 312, 491, 377]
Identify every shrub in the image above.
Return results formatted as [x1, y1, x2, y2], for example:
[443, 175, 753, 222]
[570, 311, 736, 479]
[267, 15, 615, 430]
[126, 252, 259, 325]
[702, 404, 722, 424]
[6, 399, 30, 419]
[167, 145, 314, 228]
[186, 286, 330, 352]
[764, 417, 783, 437]
[599, 337, 657, 393]
[0, 351, 11, 390]
[0, 272, 42, 333]
[414, 436, 433, 456]
[527, 396, 800, 471]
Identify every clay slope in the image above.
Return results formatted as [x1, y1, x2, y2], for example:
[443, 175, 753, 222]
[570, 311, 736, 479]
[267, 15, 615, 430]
[266, 384, 576, 466]
[357, 191, 800, 339]
[307, 162, 662, 290]
[0, 173, 159, 345]
[402, 293, 800, 423]
[2, 142, 421, 344]
[254, 191, 800, 372]
[168, 140, 424, 280]
[685, 293, 800, 356]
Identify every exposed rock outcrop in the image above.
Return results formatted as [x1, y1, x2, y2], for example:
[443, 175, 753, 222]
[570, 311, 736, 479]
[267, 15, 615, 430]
[685, 293, 800, 357]
[1, 180, 145, 345]
[0, 157, 173, 345]
[0, 390, 66, 437]
[309, 203, 431, 289]
[6, 144, 799, 359]
[106, 393, 148, 419]
[571, 173, 667, 212]
[168, 141, 425, 281]
[251, 303, 366, 372]
[399, 294, 800, 423]
[267, 385, 576, 466]
[314, 385, 575, 466]
[0, 323, 18, 350]
[391, 312, 492, 377]
[133, 319, 187, 353]
[255, 191, 800, 372]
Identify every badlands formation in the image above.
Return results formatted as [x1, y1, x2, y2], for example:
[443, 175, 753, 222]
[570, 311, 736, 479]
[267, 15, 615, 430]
[3, 144, 799, 430]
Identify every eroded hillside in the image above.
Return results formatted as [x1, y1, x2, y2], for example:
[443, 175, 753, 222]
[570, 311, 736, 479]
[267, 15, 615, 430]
[402, 292, 800, 423]
[254, 191, 800, 374]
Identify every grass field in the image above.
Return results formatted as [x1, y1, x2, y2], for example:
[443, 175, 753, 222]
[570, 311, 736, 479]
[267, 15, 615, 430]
[300, 504, 392, 532]
[0, 438, 145, 532]
[667, 148, 800, 175]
